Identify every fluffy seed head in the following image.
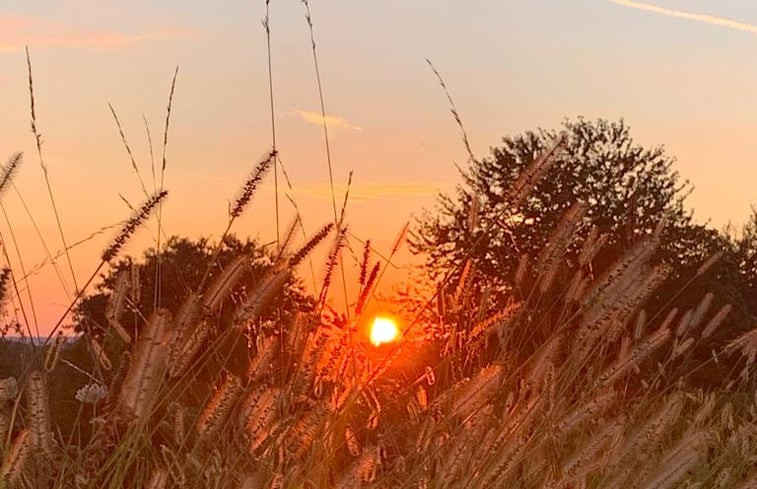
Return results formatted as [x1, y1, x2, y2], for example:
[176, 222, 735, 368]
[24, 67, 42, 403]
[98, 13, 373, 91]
[231, 150, 275, 218]
[103, 190, 168, 262]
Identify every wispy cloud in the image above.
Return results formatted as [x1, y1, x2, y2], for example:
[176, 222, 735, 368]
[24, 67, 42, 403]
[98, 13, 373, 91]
[0, 16, 195, 53]
[294, 109, 362, 132]
[289, 182, 448, 202]
[604, 0, 757, 35]
[180, 175, 447, 202]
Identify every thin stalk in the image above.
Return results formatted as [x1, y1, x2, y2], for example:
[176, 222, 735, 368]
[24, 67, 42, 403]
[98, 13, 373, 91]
[153, 66, 179, 312]
[0, 204, 40, 339]
[10, 182, 71, 300]
[301, 0, 351, 316]
[264, 0, 280, 250]
[26, 47, 79, 294]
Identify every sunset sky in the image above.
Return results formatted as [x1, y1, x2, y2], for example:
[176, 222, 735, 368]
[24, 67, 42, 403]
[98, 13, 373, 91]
[1, 0, 756, 335]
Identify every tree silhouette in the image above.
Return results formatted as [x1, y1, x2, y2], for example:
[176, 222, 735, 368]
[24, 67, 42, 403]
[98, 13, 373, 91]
[412, 118, 702, 282]
[74, 235, 313, 338]
[15, 235, 316, 440]
[412, 118, 756, 387]
[735, 208, 757, 309]
[72, 234, 314, 390]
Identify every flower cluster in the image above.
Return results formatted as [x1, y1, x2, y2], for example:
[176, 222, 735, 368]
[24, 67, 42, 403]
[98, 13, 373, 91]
[75, 383, 108, 404]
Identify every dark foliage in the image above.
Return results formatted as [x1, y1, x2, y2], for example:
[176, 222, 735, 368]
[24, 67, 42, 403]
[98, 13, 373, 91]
[413, 118, 756, 387]
[75, 235, 313, 339]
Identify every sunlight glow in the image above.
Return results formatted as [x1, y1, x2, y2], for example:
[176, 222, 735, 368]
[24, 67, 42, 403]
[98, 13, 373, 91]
[370, 316, 399, 346]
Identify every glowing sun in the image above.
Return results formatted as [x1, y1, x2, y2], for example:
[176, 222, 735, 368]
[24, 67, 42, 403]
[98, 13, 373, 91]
[369, 316, 399, 346]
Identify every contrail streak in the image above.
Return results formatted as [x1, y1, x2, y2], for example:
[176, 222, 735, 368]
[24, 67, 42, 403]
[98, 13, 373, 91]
[605, 0, 757, 35]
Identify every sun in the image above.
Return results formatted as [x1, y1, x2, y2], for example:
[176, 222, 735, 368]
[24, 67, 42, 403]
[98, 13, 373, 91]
[369, 316, 399, 346]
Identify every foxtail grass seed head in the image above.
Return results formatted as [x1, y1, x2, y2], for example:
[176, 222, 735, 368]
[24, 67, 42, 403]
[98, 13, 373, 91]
[536, 201, 588, 292]
[672, 337, 695, 358]
[634, 310, 647, 340]
[454, 260, 473, 307]
[391, 221, 409, 256]
[555, 389, 617, 434]
[44, 332, 65, 372]
[232, 268, 290, 329]
[0, 268, 11, 307]
[0, 410, 10, 448]
[701, 304, 732, 339]
[103, 190, 168, 262]
[514, 253, 529, 287]
[231, 150, 275, 218]
[724, 327, 757, 373]
[289, 223, 333, 267]
[578, 226, 608, 267]
[130, 262, 141, 302]
[355, 262, 380, 315]
[581, 237, 657, 308]
[117, 309, 171, 420]
[689, 292, 714, 330]
[284, 402, 330, 460]
[196, 374, 243, 440]
[89, 336, 113, 371]
[246, 334, 278, 382]
[599, 326, 671, 385]
[0, 153, 22, 199]
[25, 371, 54, 455]
[317, 226, 347, 305]
[359, 239, 371, 288]
[106, 271, 131, 343]
[506, 131, 566, 208]
[675, 310, 694, 338]
[659, 307, 679, 332]
[202, 255, 250, 310]
[1, 429, 30, 486]
[696, 251, 724, 277]
[240, 386, 280, 453]
[169, 316, 212, 379]
[637, 447, 702, 489]
[560, 415, 625, 480]
[167, 292, 203, 375]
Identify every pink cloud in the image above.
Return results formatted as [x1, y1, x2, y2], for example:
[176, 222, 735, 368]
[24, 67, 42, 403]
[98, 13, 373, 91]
[294, 109, 362, 132]
[0, 15, 195, 53]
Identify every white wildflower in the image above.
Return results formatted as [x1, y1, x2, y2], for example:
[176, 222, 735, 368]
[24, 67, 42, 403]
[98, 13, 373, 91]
[0, 377, 18, 401]
[75, 383, 108, 404]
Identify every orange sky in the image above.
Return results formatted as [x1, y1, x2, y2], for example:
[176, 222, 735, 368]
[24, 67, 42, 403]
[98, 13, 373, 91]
[1, 0, 756, 336]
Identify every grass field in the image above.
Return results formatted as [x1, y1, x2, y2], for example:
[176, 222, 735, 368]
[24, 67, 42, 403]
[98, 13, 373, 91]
[0, 136, 755, 488]
[1, 5, 756, 488]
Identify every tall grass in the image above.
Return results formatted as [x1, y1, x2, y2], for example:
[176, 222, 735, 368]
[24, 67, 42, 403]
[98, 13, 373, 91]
[0, 132, 754, 488]
[1, 9, 755, 489]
